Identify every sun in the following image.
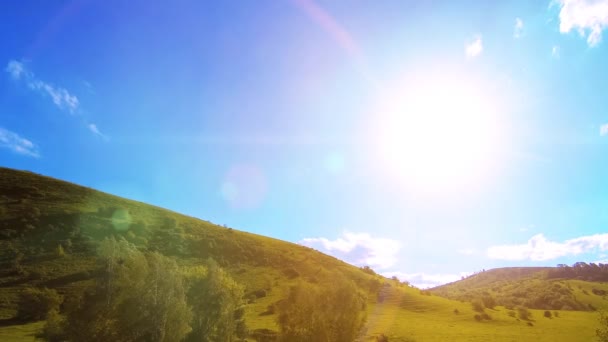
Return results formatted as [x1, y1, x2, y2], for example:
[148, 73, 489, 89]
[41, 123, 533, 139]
[371, 69, 505, 194]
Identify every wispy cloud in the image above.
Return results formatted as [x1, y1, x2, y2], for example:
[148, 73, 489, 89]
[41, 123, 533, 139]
[554, 0, 608, 47]
[0, 127, 39, 158]
[465, 35, 483, 58]
[383, 271, 470, 289]
[6, 59, 106, 139]
[600, 123, 608, 136]
[487, 233, 608, 261]
[514, 18, 524, 38]
[300, 231, 401, 269]
[6, 60, 80, 113]
[88, 123, 107, 140]
[552, 45, 561, 58]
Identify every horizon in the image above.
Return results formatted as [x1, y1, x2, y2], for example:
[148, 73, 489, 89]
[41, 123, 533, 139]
[2, 0, 608, 288]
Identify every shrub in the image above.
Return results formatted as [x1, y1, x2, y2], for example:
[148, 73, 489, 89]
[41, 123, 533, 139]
[544, 310, 552, 318]
[283, 268, 300, 279]
[480, 313, 492, 320]
[453, 308, 459, 315]
[16, 287, 63, 321]
[39, 309, 65, 342]
[517, 306, 532, 320]
[597, 311, 608, 342]
[474, 314, 482, 321]
[471, 299, 485, 313]
[507, 311, 516, 318]
[481, 295, 496, 309]
[56, 244, 65, 257]
[527, 322, 534, 327]
[377, 333, 389, 341]
[260, 305, 276, 316]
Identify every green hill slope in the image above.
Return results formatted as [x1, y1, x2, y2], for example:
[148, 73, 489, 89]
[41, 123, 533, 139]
[0, 167, 603, 341]
[0, 167, 381, 339]
[430, 266, 608, 312]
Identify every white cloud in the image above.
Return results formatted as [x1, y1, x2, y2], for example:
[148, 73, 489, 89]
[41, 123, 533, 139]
[383, 271, 471, 289]
[600, 123, 608, 136]
[552, 45, 561, 57]
[6, 60, 27, 80]
[465, 35, 483, 58]
[554, 0, 608, 47]
[487, 233, 608, 261]
[0, 127, 39, 158]
[87, 123, 107, 139]
[6, 60, 80, 113]
[300, 231, 401, 270]
[514, 18, 524, 38]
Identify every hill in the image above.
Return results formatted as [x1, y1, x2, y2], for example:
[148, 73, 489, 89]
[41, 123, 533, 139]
[0, 167, 381, 341]
[0, 166, 604, 341]
[430, 266, 608, 312]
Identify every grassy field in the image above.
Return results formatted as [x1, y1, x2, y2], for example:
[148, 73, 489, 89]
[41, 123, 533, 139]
[364, 284, 600, 341]
[0, 167, 604, 341]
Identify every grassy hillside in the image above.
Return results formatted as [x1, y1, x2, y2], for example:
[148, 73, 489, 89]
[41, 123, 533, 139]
[0, 167, 381, 340]
[430, 266, 608, 312]
[0, 167, 603, 341]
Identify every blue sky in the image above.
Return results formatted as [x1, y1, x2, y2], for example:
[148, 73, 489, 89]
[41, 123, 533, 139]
[2, 0, 608, 287]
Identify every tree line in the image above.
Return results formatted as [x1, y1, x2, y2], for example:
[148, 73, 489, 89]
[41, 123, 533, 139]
[19, 237, 367, 342]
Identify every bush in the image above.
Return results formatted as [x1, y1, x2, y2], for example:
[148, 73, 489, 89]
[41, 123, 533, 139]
[544, 310, 552, 318]
[56, 244, 65, 257]
[517, 306, 532, 320]
[474, 314, 482, 321]
[598, 311, 608, 341]
[453, 308, 459, 315]
[471, 299, 485, 313]
[39, 309, 65, 342]
[481, 295, 496, 309]
[283, 268, 300, 279]
[16, 287, 63, 321]
[377, 333, 389, 341]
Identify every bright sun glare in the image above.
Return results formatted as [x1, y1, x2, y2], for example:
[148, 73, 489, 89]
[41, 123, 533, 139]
[373, 70, 505, 194]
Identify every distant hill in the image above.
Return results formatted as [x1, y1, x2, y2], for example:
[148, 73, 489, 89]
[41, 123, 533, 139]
[430, 265, 608, 311]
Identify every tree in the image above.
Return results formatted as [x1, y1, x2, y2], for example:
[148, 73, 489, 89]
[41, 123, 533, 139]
[481, 295, 496, 309]
[16, 287, 63, 321]
[598, 310, 608, 342]
[185, 258, 247, 342]
[56, 244, 65, 257]
[61, 237, 192, 342]
[277, 277, 367, 342]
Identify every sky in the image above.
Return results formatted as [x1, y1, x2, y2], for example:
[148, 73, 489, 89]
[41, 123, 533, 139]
[1, 0, 608, 288]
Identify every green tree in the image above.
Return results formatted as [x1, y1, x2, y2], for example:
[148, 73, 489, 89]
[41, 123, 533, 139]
[185, 258, 247, 342]
[16, 287, 63, 321]
[56, 244, 65, 257]
[61, 237, 192, 342]
[597, 310, 608, 342]
[277, 277, 367, 342]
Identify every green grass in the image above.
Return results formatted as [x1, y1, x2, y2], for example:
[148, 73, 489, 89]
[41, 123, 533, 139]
[0, 167, 604, 341]
[364, 283, 600, 341]
[0, 321, 43, 342]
